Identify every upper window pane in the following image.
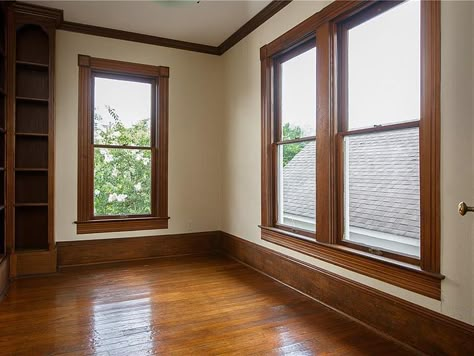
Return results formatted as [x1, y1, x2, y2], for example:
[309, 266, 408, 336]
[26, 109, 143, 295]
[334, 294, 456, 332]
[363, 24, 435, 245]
[281, 47, 316, 139]
[94, 76, 152, 147]
[347, 0, 420, 130]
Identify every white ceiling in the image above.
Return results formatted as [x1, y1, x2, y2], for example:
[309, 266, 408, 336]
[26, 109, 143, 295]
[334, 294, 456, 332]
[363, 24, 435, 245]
[24, 1, 272, 46]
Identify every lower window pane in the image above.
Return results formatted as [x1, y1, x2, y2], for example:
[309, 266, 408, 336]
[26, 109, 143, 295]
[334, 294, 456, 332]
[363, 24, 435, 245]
[94, 148, 152, 216]
[343, 128, 420, 257]
[278, 141, 316, 232]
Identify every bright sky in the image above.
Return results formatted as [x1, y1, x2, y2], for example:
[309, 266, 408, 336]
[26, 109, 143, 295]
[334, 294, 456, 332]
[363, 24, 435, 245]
[281, 47, 316, 137]
[94, 77, 152, 129]
[281, 0, 420, 134]
[348, 0, 420, 129]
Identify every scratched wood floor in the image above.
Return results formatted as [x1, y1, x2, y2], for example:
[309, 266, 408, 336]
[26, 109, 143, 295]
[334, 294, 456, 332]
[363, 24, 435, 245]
[0, 255, 414, 355]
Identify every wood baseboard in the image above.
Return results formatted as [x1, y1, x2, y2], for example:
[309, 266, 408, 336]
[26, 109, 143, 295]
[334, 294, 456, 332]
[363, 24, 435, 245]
[11, 249, 57, 277]
[219, 232, 474, 355]
[0, 256, 9, 301]
[57, 231, 221, 267]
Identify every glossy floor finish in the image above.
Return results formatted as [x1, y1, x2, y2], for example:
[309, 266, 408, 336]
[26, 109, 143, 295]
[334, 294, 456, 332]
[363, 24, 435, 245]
[0, 255, 414, 355]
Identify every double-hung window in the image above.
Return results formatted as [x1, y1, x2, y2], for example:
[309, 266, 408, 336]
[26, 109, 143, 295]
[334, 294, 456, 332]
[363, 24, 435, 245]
[260, 0, 442, 299]
[76, 55, 169, 234]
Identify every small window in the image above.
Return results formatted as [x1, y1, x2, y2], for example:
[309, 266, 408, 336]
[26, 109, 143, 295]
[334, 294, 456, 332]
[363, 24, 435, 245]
[76, 55, 169, 234]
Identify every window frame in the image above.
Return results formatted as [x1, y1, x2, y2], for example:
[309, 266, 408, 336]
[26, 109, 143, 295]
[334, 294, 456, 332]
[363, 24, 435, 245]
[76, 55, 169, 234]
[260, 0, 443, 299]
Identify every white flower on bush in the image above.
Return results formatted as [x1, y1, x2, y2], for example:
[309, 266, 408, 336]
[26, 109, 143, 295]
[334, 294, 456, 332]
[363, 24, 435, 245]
[94, 189, 100, 196]
[134, 182, 142, 191]
[100, 149, 114, 163]
[112, 168, 119, 177]
[142, 157, 150, 165]
[108, 193, 128, 203]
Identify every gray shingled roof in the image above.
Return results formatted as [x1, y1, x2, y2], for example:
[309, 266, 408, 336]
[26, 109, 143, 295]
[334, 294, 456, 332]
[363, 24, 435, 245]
[283, 141, 316, 220]
[282, 128, 420, 239]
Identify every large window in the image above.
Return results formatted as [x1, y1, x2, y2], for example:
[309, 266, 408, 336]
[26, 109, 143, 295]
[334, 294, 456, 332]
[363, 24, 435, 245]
[76, 55, 169, 234]
[260, 0, 442, 299]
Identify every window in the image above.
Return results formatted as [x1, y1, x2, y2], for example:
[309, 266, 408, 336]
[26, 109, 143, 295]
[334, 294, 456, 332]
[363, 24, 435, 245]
[275, 41, 316, 236]
[76, 55, 169, 234]
[260, 0, 442, 299]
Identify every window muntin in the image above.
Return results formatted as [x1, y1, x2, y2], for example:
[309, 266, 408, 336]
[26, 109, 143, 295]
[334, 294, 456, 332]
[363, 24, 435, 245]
[346, 0, 421, 130]
[275, 43, 316, 234]
[92, 74, 154, 217]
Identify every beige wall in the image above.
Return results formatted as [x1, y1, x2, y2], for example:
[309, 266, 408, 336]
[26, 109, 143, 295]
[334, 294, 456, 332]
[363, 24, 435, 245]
[221, 1, 474, 325]
[55, 31, 224, 242]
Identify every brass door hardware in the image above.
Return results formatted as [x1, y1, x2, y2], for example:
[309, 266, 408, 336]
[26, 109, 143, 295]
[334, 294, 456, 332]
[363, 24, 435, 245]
[458, 202, 474, 216]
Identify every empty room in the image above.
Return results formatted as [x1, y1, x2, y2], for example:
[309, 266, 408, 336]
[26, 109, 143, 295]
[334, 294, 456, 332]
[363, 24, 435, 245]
[0, 0, 473, 354]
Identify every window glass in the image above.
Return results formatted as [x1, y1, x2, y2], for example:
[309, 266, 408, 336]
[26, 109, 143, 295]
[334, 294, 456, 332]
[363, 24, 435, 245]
[94, 148, 152, 216]
[278, 141, 316, 232]
[94, 77, 152, 147]
[281, 47, 316, 139]
[343, 128, 420, 257]
[347, 0, 420, 130]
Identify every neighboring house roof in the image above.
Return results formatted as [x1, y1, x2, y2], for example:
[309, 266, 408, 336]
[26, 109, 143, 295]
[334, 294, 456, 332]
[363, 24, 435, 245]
[282, 128, 420, 239]
[283, 141, 316, 221]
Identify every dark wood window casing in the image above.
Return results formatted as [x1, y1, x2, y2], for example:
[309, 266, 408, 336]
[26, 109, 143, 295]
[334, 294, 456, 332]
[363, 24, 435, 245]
[76, 55, 169, 234]
[260, 0, 443, 299]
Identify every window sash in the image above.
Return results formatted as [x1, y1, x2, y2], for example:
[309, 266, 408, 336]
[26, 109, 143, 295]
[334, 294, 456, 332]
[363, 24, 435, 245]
[271, 39, 317, 238]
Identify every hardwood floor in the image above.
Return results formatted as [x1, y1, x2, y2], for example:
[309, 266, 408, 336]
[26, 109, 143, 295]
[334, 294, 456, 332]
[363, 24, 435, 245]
[0, 255, 414, 355]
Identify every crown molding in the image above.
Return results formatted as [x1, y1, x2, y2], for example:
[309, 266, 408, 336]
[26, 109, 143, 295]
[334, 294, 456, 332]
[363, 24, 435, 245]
[13, 0, 292, 56]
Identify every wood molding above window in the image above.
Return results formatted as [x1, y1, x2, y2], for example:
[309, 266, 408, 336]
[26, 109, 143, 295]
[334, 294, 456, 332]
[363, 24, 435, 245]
[260, 0, 442, 299]
[76, 55, 169, 234]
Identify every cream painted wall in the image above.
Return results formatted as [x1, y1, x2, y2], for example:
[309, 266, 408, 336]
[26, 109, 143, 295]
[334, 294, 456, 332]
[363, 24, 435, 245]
[221, 0, 474, 325]
[55, 31, 224, 242]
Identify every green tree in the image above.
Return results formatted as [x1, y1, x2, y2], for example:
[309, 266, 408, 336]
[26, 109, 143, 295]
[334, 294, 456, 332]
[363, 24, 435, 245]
[93, 108, 152, 216]
[282, 123, 307, 167]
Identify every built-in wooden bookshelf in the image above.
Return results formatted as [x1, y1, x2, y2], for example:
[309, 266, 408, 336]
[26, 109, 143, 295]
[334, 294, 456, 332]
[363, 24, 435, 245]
[5, 4, 61, 276]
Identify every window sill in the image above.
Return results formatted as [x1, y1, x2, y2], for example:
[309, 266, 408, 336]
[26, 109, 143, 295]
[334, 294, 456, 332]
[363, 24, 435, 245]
[260, 225, 443, 300]
[76, 217, 169, 234]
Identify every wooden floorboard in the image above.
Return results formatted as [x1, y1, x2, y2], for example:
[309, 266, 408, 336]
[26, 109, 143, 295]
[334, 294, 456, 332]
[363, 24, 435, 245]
[0, 255, 414, 355]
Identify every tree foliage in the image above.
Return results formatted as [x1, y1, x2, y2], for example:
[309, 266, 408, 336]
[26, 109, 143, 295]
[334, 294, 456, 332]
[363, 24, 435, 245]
[282, 123, 307, 167]
[93, 108, 152, 216]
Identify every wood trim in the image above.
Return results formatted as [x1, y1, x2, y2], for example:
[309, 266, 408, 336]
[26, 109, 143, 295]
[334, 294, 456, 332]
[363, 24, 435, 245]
[10, 248, 57, 277]
[60, 21, 220, 56]
[218, 0, 292, 54]
[10, 2, 63, 26]
[419, 0, 441, 273]
[75, 217, 169, 235]
[76, 55, 169, 234]
[262, 1, 372, 60]
[57, 231, 221, 267]
[261, 226, 442, 299]
[220, 232, 474, 355]
[0, 256, 9, 301]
